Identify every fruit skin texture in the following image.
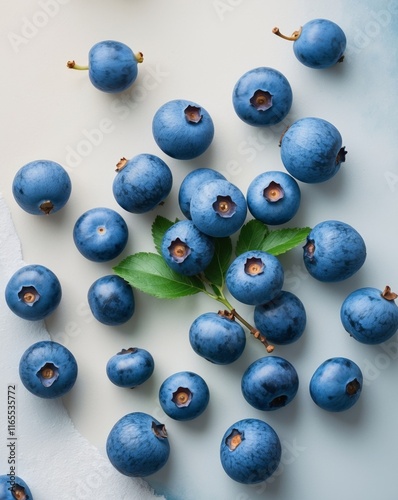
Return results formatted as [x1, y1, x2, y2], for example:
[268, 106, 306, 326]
[340, 286, 398, 344]
[106, 411, 170, 477]
[280, 117, 346, 183]
[189, 311, 246, 365]
[113, 154, 173, 214]
[220, 418, 281, 484]
[309, 357, 363, 412]
[232, 67, 293, 127]
[190, 179, 247, 238]
[12, 159, 71, 215]
[152, 99, 215, 160]
[178, 167, 226, 219]
[106, 347, 154, 388]
[5, 264, 62, 321]
[19, 340, 78, 399]
[0, 474, 34, 499]
[254, 290, 306, 345]
[87, 275, 135, 326]
[226, 250, 284, 306]
[161, 219, 215, 276]
[303, 220, 366, 282]
[88, 40, 141, 93]
[247, 170, 301, 225]
[73, 207, 128, 262]
[241, 356, 299, 411]
[293, 19, 346, 69]
[159, 371, 210, 421]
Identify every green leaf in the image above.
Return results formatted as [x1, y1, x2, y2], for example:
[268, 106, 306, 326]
[260, 227, 312, 255]
[151, 216, 175, 255]
[235, 219, 270, 256]
[113, 252, 206, 299]
[203, 237, 233, 288]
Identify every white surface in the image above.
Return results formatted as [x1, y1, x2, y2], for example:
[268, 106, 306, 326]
[1, 1, 398, 499]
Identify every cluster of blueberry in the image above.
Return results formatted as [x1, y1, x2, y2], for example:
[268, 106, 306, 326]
[3, 16, 398, 497]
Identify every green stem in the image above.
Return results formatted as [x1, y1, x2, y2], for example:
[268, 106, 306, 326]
[67, 60, 89, 70]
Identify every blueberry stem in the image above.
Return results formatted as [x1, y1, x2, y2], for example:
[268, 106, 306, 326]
[66, 60, 89, 70]
[272, 26, 302, 41]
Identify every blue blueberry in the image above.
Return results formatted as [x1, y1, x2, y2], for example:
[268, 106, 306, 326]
[241, 355, 299, 411]
[273, 19, 346, 69]
[254, 290, 306, 345]
[178, 168, 226, 219]
[113, 154, 173, 214]
[309, 357, 363, 412]
[0, 474, 34, 499]
[106, 347, 154, 388]
[87, 275, 135, 325]
[232, 67, 293, 127]
[12, 159, 71, 215]
[190, 179, 247, 237]
[68, 40, 143, 93]
[73, 207, 128, 262]
[303, 220, 366, 282]
[19, 340, 78, 399]
[161, 219, 215, 276]
[5, 264, 62, 321]
[280, 117, 347, 183]
[189, 311, 246, 365]
[340, 286, 398, 344]
[226, 250, 284, 306]
[152, 99, 215, 160]
[159, 371, 210, 421]
[106, 411, 170, 476]
[220, 418, 281, 484]
[247, 170, 301, 225]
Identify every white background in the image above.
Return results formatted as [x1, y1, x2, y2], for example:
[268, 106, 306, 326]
[1, 1, 398, 499]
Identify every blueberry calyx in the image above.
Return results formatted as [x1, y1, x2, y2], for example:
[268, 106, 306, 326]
[272, 26, 302, 42]
[184, 105, 202, 124]
[115, 157, 128, 172]
[37, 362, 59, 387]
[11, 483, 28, 500]
[168, 238, 191, 263]
[336, 147, 347, 164]
[117, 347, 137, 355]
[382, 286, 398, 301]
[18, 286, 40, 306]
[39, 200, 55, 215]
[264, 181, 284, 202]
[152, 421, 168, 439]
[244, 257, 264, 276]
[212, 195, 236, 218]
[346, 378, 361, 396]
[250, 89, 273, 111]
[303, 240, 315, 260]
[172, 387, 193, 407]
[226, 429, 244, 451]
[269, 395, 288, 408]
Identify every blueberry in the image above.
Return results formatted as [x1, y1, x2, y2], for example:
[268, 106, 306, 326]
[232, 67, 293, 127]
[273, 19, 346, 69]
[152, 99, 215, 160]
[241, 356, 299, 411]
[178, 168, 226, 219]
[87, 275, 135, 325]
[254, 290, 306, 345]
[68, 40, 143, 93]
[159, 371, 210, 421]
[5, 264, 62, 321]
[309, 357, 363, 412]
[226, 250, 284, 306]
[0, 474, 34, 499]
[106, 411, 170, 476]
[303, 220, 366, 282]
[189, 311, 246, 365]
[161, 219, 215, 276]
[12, 159, 71, 215]
[220, 418, 281, 484]
[113, 154, 173, 214]
[247, 170, 301, 225]
[340, 286, 398, 344]
[73, 207, 128, 262]
[19, 340, 78, 399]
[106, 347, 154, 388]
[190, 179, 247, 237]
[280, 117, 347, 183]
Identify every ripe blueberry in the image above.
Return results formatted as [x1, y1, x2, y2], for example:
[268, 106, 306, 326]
[106, 347, 154, 388]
